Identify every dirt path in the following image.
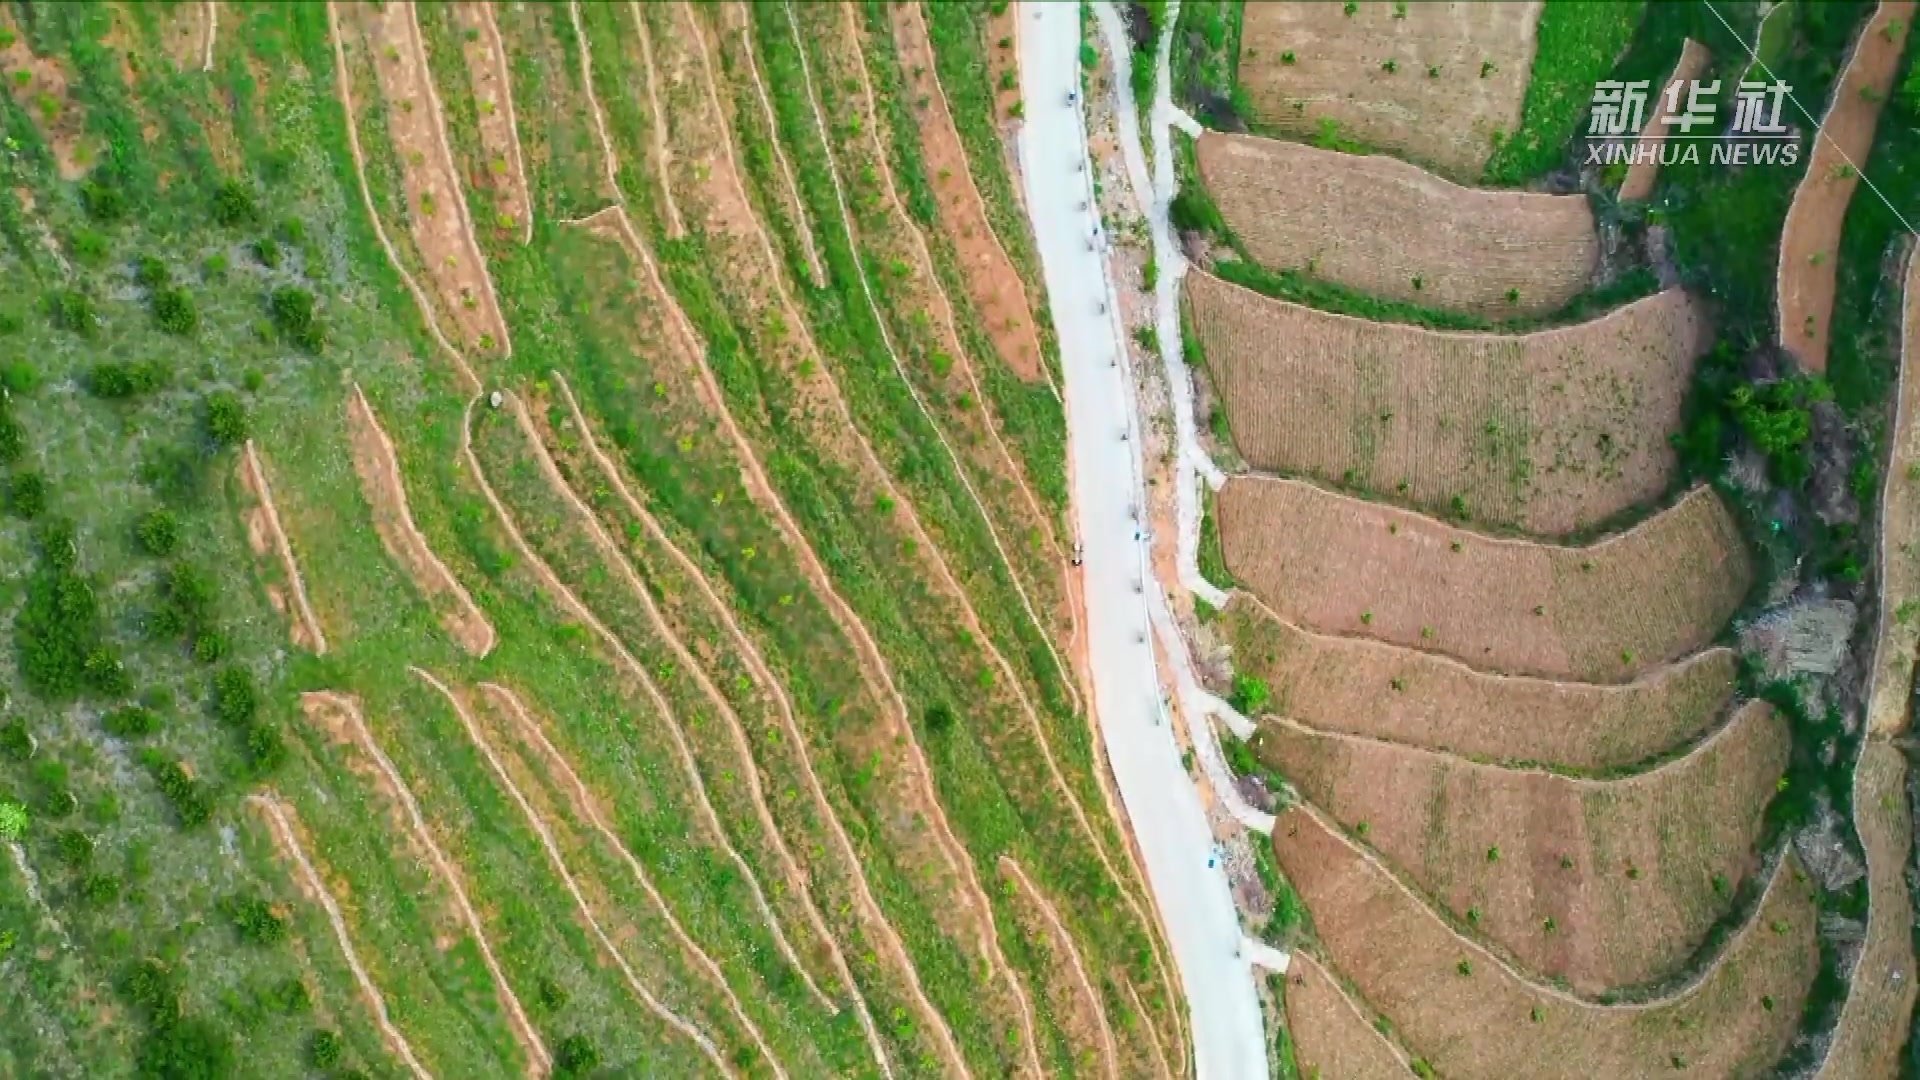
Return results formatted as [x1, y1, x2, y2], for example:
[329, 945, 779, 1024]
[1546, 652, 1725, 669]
[890, 3, 1056, 394]
[549, 371, 921, 1077]
[457, 394, 844, 1038]
[1120, 979, 1174, 1079]
[476, 683, 788, 1079]
[325, 0, 482, 395]
[504, 392, 840, 1013]
[407, 668, 733, 1075]
[246, 794, 434, 1080]
[450, 2, 532, 246]
[811, 3, 1083, 720]
[201, 1, 216, 72]
[1777, 0, 1913, 371]
[238, 441, 328, 655]
[299, 693, 548, 1075]
[345, 385, 495, 656]
[723, 3, 824, 285]
[1000, 856, 1120, 1079]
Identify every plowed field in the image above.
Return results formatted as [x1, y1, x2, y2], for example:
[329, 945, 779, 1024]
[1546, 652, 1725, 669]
[1218, 479, 1753, 682]
[1220, 595, 1737, 770]
[1191, 272, 1712, 535]
[1197, 132, 1597, 316]
[1238, 0, 1542, 176]
[1262, 701, 1788, 993]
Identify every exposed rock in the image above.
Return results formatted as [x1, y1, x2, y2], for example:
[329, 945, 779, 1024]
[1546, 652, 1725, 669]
[1793, 798, 1868, 893]
[1740, 598, 1858, 681]
[1237, 773, 1277, 814]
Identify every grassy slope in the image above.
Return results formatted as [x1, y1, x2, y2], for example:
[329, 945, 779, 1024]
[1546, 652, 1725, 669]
[1482, 0, 1648, 185]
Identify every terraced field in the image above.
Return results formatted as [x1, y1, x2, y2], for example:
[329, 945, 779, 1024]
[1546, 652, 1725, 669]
[0, 3, 1173, 1076]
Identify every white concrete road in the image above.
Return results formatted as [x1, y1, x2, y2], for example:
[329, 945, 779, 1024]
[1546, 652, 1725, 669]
[1017, 4, 1269, 1077]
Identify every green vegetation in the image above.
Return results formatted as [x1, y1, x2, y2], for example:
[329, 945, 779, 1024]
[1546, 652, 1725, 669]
[1483, 0, 1649, 184]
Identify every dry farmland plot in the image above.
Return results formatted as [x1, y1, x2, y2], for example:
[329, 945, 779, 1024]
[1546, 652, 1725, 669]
[1283, 953, 1410, 1080]
[1273, 807, 1820, 1078]
[417, 2, 531, 246]
[1237, 1, 1543, 178]
[0, 7, 96, 179]
[1218, 478, 1753, 682]
[1616, 39, 1711, 203]
[1817, 743, 1917, 1079]
[1863, 237, 1920, 737]
[1261, 701, 1788, 993]
[1219, 595, 1739, 770]
[237, 441, 329, 655]
[1777, 0, 1913, 372]
[1197, 132, 1598, 317]
[1191, 273, 1713, 535]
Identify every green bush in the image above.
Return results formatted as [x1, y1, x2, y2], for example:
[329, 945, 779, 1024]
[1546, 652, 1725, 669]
[0, 411, 21, 464]
[83, 648, 131, 697]
[79, 179, 127, 224]
[267, 286, 322, 350]
[48, 289, 98, 336]
[554, 1035, 601, 1079]
[80, 872, 120, 905]
[1730, 376, 1830, 487]
[152, 289, 198, 336]
[148, 758, 212, 828]
[85, 359, 170, 400]
[134, 509, 181, 556]
[149, 563, 217, 642]
[16, 528, 108, 699]
[103, 706, 162, 739]
[8, 472, 47, 519]
[136, 1016, 235, 1079]
[0, 800, 26, 841]
[223, 894, 287, 946]
[212, 668, 257, 728]
[54, 828, 93, 867]
[1228, 673, 1271, 715]
[0, 721, 32, 761]
[203, 392, 249, 447]
[308, 1030, 343, 1069]
[133, 256, 171, 290]
[212, 180, 258, 226]
[0, 360, 40, 394]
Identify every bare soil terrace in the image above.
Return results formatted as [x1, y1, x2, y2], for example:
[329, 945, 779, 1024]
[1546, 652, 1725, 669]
[1192, 272, 1713, 536]
[1262, 701, 1788, 993]
[1218, 478, 1753, 683]
[1274, 806, 1820, 1078]
[1817, 743, 1917, 1078]
[1220, 595, 1738, 771]
[1283, 953, 1409, 1080]
[1197, 132, 1598, 317]
[1237, 0, 1542, 177]
[1777, 0, 1913, 371]
[1616, 39, 1710, 203]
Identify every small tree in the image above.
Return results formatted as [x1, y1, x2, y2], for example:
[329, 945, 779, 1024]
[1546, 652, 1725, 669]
[135, 509, 181, 557]
[204, 392, 249, 448]
[554, 1035, 601, 1078]
[0, 800, 27, 841]
[1228, 673, 1271, 715]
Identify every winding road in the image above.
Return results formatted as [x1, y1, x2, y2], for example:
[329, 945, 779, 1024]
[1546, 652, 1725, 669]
[1017, 3, 1268, 1075]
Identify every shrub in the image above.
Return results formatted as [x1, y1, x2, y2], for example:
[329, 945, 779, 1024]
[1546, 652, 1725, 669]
[0, 721, 32, 761]
[308, 1030, 343, 1069]
[268, 286, 323, 350]
[152, 289, 198, 336]
[0, 360, 39, 394]
[1729, 376, 1829, 486]
[85, 359, 170, 399]
[48, 289, 98, 336]
[16, 546, 106, 699]
[924, 702, 956, 733]
[212, 668, 257, 727]
[554, 1035, 601, 1078]
[0, 411, 21, 463]
[136, 1016, 235, 1079]
[192, 631, 228, 664]
[1228, 673, 1271, 715]
[149, 759, 211, 828]
[268, 977, 311, 1015]
[104, 706, 162, 739]
[80, 179, 127, 223]
[150, 564, 216, 642]
[83, 648, 131, 696]
[80, 872, 120, 905]
[133, 256, 170, 290]
[242, 722, 286, 777]
[135, 509, 181, 556]
[224, 894, 287, 946]
[8, 472, 47, 519]
[0, 800, 26, 840]
[212, 180, 257, 226]
[203, 392, 249, 447]
[54, 829, 93, 867]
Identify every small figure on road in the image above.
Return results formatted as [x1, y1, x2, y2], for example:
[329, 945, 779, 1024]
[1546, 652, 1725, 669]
[1071, 542, 1084, 567]
[1066, 90, 1077, 107]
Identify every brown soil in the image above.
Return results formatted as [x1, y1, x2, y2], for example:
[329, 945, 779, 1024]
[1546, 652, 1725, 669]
[345, 385, 495, 656]
[237, 442, 328, 655]
[476, 683, 785, 1076]
[999, 856, 1121, 1079]
[1220, 594, 1738, 770]
[1778, 1, 1914, 371]
[1219, 478, 1753, 682]
[1617, 40, 1711, 202]
[1198, 132, 1598, 316]
[623, 0, 684, 238]
[1867, 245, 1920, 736]
[246, 794, 434, 1080]
[1274, 806, 1820, 1077]
[155, 1, 211, 74]
[892, 3, 1053, 387]
[406, 669, 732, 1072]
[1818, 743, 1917, 1079]
[446, 3, 531, 245]
[334, 1, 510, 361]
[299, 693, 549, 1075]
[1191, 272, 1712, 536]
[1, 9, 94, 179]
[1263, 701, 1788, 993]
[1238, 1, 1542, 177]
[1283, 953, 1410, 1080]
[324, 1, 482, 394]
